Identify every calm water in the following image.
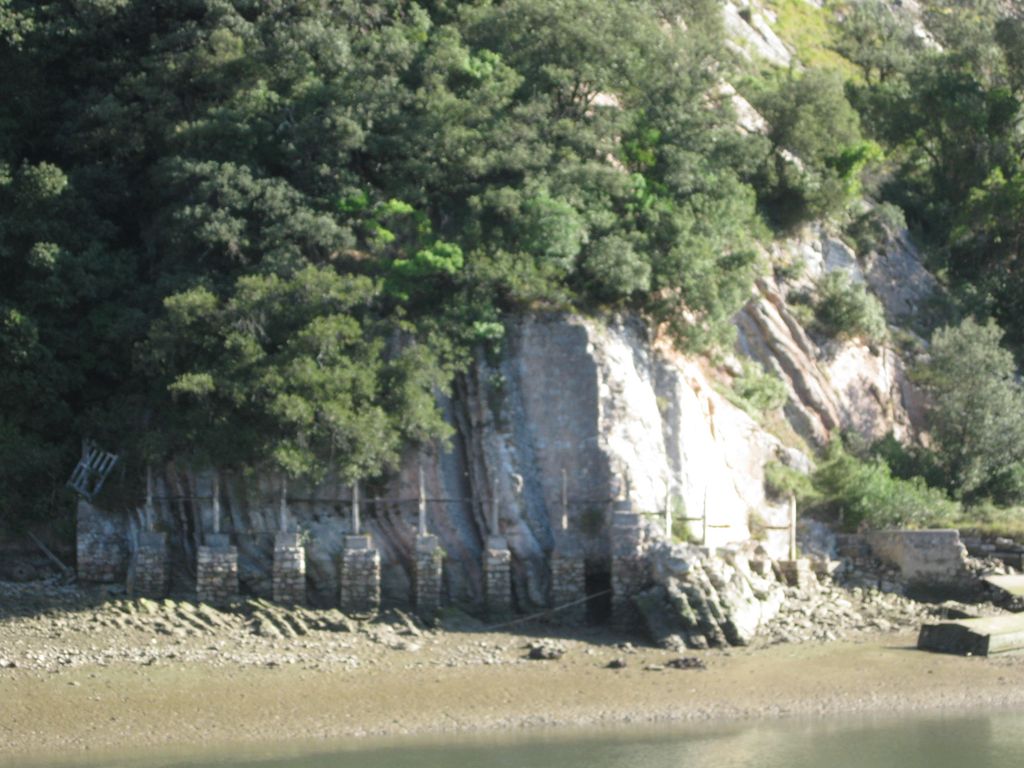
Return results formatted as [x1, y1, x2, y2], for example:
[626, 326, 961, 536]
[13, 710, 1024, 768]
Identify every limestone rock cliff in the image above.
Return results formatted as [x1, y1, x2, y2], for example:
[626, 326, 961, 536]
[736, 223, 933, 447]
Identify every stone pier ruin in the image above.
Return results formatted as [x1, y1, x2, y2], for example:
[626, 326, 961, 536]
[550, 534, 586, 623]
[272, 532, 306, 605]
[196, 533, 239, 606]
[339, 535, 381, 614]
[129, 531, 169, 598]
[611, 500, 647, 629]
[483, 535, 513, 618]
[76, 500, 128, 583]
[413, 533, 444, 620]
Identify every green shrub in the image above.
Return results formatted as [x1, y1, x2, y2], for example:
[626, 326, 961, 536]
[813, 271, 888, 344]
[747, 509, 769, 541]
[732, 361, 789, 414]
[809, 438, 961, 530]
[869, 433, 945, 490]
[845, 202, 907, 254]
[763, 460, 816, 502]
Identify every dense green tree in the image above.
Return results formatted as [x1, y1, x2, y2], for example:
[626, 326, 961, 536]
[832, 0, 921, 85]
[916, 318, 1024, 504]
[749, 69, 877, 225]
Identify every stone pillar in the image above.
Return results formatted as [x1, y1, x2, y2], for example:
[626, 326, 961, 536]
[550, 534, 586, 624]
[76, 499, 129, 583]
[196, 533, 239, 606]
[413, 534, 444, 620]
[272, 532, 306, 605]
[339, 535, 381, 614]
[483, 535, 513, 618]
[129, 531, 169, 598]
[611, 501, 647, 630]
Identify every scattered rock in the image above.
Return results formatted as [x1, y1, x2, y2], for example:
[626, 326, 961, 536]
[607, 658, 627, 669]
[666, 656, 706, 670]
[527, 642, 565, 661]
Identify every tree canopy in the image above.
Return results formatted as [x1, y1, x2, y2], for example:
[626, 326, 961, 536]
[0, 0, 766, 524]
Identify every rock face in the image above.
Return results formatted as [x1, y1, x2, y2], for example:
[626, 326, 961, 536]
[724, 1, 793, 67]
[85, 314, 798, 611]
[735, 223, 933, 447]
[635, 543, 786, 648]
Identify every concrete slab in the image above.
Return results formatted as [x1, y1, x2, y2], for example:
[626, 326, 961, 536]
[918, 613, 1024, 656]
[983, 574, 1024, 598]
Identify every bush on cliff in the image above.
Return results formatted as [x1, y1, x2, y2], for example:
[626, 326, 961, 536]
[808, 438, 961, 531]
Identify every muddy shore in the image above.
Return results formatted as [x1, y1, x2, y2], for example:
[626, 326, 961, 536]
[2, 581, 1023, 763]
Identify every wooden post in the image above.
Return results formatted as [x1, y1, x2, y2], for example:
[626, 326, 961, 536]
[664, 486, 672, 539]
[279, 476, 288, 533]
[211, 472, 221, 535]
[418, 466, 427, 537]
[790, 495, 798, 561]
[352, 482, 361, 536]
[145, 465, 155, 532]
[560, 468, 568, 532]
[701, 487, 708, 547]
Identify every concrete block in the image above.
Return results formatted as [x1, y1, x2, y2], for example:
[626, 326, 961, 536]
[865, 529, 968, 586]
[918, 613, 1024, 656]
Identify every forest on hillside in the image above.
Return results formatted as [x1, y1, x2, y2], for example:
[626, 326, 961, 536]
[2, 0, 1024, 533]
